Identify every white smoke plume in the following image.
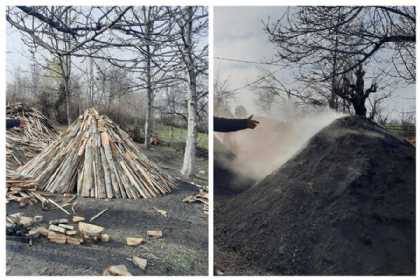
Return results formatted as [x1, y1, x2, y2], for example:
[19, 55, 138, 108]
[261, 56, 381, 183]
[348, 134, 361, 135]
[215, 99, 345, 181]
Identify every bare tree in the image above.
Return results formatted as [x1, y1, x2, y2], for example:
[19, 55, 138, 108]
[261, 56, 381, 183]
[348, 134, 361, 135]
[7, 6, 132, 124]
[265, 6, 415, 82]
[172, 6, 208, 178]
[100, 6, 180, 148]
[261, 6, 414, 117]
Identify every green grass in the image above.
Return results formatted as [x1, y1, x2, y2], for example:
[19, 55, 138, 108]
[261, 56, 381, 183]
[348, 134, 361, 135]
[156, 125, 208, 149]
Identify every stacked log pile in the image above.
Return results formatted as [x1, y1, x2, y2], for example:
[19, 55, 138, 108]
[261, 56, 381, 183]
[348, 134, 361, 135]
[17, 108, 176, 199]
[6, 173, 49, 207]
[6, 103, 58, 171]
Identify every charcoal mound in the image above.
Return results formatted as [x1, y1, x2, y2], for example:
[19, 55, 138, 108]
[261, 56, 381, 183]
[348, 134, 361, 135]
[215, 116, 415, 275]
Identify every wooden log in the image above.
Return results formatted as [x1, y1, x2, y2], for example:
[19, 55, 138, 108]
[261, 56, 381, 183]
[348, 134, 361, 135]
[48, 232, 67, 244]
[132, 256, 147, 270]
[103, 265, 132, 276]
[126, 237, 145, 246]
[72, 216, 85, 223]
[147, 230, 163, 239]
[78, 222, 104, 236]
[49, 224, 67, 234]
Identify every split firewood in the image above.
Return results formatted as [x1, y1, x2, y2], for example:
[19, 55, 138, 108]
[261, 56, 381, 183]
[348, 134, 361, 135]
[6, 175, 48, 208]
[131, 256, 147, 271]
[16, 108, 176, 199]
[89, 208, 109, 222]
[103, 265, 132, 276]
[147, 230, 163, 239]
[37, 227, 50, 237]
[48, 232, 67, 244]
[6, 103, 58, 171]
[78, 222, 104, 236]
[126, 237, 145, 246]
[182, 195, 195, 203]
[58, 224, 74, 230]
[153, 207, 168, 218]
[48, 199, 71, 215]
[72, 216, 85, 223]
[49, 224, 66, 234]
[66, 230, 78, 236]
[18, 216, 34, 227]
[66, 236, 82, 245]
[183, 191, 209, 215]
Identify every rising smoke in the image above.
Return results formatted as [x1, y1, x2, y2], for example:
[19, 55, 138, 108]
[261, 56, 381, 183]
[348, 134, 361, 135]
[215, 99, 345, 181]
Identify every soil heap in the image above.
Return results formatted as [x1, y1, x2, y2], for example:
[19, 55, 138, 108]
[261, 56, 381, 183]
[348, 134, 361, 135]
[215, 116, 415, 275]
[16, 108, 175, 199]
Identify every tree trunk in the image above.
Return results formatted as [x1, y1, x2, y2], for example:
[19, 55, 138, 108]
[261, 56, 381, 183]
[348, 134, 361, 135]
[64, 76, 71, 125]
[352, 97, 367, 117]
[144, 85, 153, 149]
[181, 75, 198, 177]
[64, 10, 72, 126]
[181, 7, 197, 178]
[144, 55, 153, 148]
[143, 12, 153, 149]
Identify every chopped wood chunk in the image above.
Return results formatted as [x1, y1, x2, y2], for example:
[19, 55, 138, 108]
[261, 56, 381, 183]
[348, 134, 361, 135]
[132, 256, 147, 270]
[37, 227, 50, 237]
[72, 216, 85, 223]
[103, 265, 132, 276]
[65, 230, 78, 236]
[126, 237, 145, 246]
[66, 236, 82, 245]
[48, 224, 67, 234]
[19, 216, 34, 226]
[58, 224, 74, 230]
[147, 230, 162, 239]
[153, 207, 168, 218]
[78, 222, 104, 236]
[48, 232, 67, 244]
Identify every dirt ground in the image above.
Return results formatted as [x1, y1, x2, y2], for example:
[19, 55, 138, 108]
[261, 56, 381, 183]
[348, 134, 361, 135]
[6, 143, 208, 276]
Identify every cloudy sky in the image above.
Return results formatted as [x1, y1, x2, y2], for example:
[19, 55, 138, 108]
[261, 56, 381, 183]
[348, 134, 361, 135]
[214, 6, 415, 120]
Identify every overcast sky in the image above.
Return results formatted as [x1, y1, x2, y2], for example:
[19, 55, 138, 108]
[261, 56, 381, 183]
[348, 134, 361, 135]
[214, 6, 416, 120]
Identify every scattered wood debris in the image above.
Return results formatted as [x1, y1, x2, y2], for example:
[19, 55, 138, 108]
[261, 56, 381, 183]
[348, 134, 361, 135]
[131, 256, 147, 270]
[72, 216, 85, 223]
[6, 103, 58, 171]
[183, 191, 208, 214]
[6, 174, 49, 208]
[126, 237, 145, 246]
[16, 108, 176, 199]
[48, 231, 67, 244]
[103, 265, 132, 276]
[147, 230, 163, 239]
[153, 207, 168, 218]
[78, 222, 104, 237]
[7, 212, 110, 247]
[89, 208, 109, 222]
